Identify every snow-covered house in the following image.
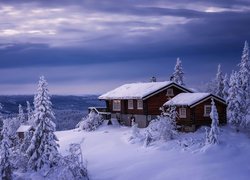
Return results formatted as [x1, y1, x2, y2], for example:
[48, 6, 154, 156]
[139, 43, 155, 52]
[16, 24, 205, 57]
[16, 125, 34, 139]
[164, 93, 227, 132]
[98, 81, 192, 128]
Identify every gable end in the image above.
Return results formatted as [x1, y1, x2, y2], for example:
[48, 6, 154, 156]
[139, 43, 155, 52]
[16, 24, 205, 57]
[190, 95, 226, 108]
[142, 83, 192, 100]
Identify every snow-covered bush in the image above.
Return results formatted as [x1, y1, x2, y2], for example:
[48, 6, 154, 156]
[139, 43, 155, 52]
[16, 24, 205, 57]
[142, 105, 177, 147]
[143, 130, 153, 147]
[45, 143, 89, 180]
[147, 115, 177, 142]
[128, 123, 143, 144]
[76, 110, 103, 131]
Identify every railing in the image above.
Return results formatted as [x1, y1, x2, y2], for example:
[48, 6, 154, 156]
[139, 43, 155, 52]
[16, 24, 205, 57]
[88, 107, 111, 119]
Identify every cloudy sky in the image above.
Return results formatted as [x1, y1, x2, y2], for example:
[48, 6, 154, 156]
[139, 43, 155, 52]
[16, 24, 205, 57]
[0, 0, 249, 95]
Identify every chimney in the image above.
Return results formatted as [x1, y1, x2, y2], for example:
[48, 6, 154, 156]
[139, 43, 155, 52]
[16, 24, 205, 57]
[150, 76, 157, 82]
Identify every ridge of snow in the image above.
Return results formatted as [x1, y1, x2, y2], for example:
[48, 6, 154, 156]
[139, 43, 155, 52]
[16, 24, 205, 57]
[99, 81, 172, 100]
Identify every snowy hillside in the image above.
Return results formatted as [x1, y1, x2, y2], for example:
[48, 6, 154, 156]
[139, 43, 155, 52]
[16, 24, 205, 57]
[56, 125, 250, 180]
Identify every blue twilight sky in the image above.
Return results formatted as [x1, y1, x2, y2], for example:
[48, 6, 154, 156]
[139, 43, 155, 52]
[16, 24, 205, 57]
[0, 0, 250, 95]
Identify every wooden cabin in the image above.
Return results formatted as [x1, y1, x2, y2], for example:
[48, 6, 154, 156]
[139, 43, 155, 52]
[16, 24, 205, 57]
[16, 125, 34, 139]
[98, 81, 192, 128]
[164, 93, 227, 132]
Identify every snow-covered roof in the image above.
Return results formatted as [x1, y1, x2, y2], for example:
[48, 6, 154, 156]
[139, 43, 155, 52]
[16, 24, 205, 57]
[164, 93, 211, 106]
[164, 93, 226, 107]
[99, 81, 175, 100]
[16, 125, 33, 133]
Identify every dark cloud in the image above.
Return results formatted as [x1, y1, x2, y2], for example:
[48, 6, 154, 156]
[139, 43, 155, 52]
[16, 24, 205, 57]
[0, 0, 249, 94]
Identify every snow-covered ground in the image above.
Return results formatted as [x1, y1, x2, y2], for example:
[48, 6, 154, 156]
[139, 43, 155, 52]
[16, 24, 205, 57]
[56, 125, 250, 180]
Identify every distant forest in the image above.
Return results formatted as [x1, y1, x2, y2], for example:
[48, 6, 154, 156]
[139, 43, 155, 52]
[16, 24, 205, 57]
[0, 95, 104, 130]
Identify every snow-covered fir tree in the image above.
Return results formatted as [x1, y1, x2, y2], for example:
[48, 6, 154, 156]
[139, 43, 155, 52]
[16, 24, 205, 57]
[238, 40, 250, 123]
[57, 143, 89, 180]
[0, 103, 3, 135]
[222, 74, 230, 102]
[163, 103, 178, 122]
[206, 99, 219, 145]
[171, 58, 185, 86]
[227, 71, 245, 130]
[0, 121, 13, 180]
[4, 117, 20, 147]
[18, 104, 26, 124]
[20, 131, 33, 153]
[26, 76, 59, 171]
[26, 101, 34, 125]
[215, 64, 224, 98]
[0, 103, 2, 116]
[76, 110, 103, 131]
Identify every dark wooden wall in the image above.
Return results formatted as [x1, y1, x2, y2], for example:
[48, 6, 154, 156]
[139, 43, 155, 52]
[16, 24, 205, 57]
[146, 87, 186, 115]
[191, 99, 227, 127]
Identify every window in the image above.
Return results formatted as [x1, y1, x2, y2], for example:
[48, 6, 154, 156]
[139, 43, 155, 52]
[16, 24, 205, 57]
[179, 108, 187, 118]
[166, 88, 174, 96]
[128, 100, 134, 109]
[137, 100, 143, 110]
[113, 100, 121, 111]
[204, 105, 211, 117]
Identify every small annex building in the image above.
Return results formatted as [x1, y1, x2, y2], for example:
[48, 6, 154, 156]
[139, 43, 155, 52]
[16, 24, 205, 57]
[164, 93, 227, 132]
[98, 81, 192, 128]
[16, 125, 34, 139]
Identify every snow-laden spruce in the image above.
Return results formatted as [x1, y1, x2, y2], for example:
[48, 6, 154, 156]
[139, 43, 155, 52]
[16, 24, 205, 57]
[56, 143, 89, 180]
[26, 101, 34, 126]
[26, 76, 59, 171]
[4, 117, 20, 147]
[206, 64, 224, 96]
[76, 110, 103, 131]
[18, 104, 26, 124]
[0, 120, 13, 180]
[238, 40, 250, 126]
[215, 64, 224, 98]
[227, 71, 245, 130]
[206, 99, 220, 145]
[171, 58, 185, 86]
[222, 73, 229, 102]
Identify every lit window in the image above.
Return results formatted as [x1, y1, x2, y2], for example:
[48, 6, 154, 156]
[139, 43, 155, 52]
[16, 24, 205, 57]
[204, 105, 211, 117]
[113, 100, 121, 111]
[128, 100, 133, 109]
[166, 88, 174, 96]
[137, 100, 143, 110]
[179, 108, 187, 118]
